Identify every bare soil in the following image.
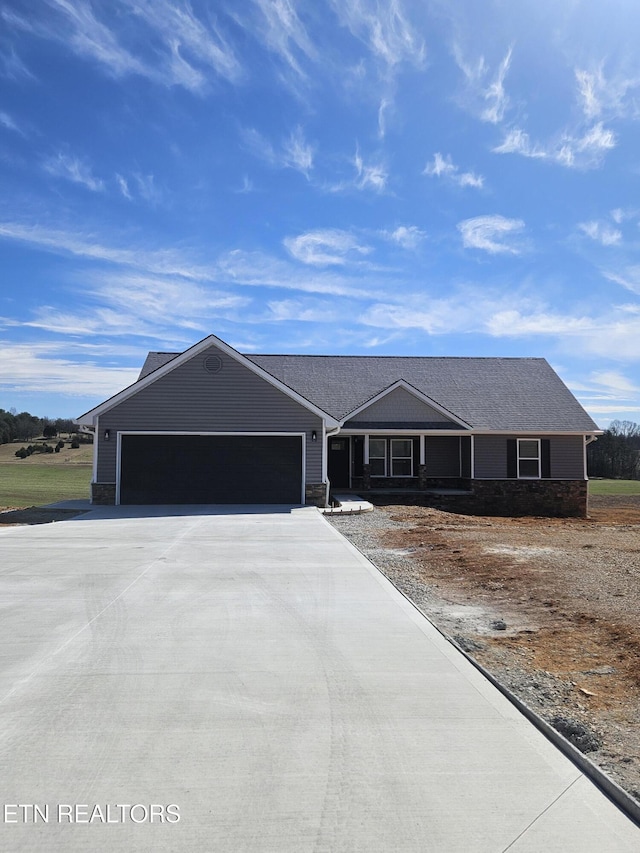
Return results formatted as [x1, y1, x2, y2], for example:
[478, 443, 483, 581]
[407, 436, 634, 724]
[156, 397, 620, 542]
[334, 495, 640, 802]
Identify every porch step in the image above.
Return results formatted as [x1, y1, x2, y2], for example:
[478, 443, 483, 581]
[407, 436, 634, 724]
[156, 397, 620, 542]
[320, 495, 374, 515]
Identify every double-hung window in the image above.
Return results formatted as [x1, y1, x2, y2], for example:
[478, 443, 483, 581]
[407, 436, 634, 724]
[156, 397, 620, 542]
[368, 437, 414, 477]
[391, 439, 412, 476]
[517, 439, 541, 478]
[369, 438, 387, 476]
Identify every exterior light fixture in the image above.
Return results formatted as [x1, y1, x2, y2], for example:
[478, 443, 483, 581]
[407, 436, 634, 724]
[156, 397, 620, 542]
[103, 429, 111, 441]
[311, 430, 317, 442]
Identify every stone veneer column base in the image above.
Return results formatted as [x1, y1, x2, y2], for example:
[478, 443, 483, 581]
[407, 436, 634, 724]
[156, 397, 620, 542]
[305, 483, 328, 507]
[91, 483, 116, 505]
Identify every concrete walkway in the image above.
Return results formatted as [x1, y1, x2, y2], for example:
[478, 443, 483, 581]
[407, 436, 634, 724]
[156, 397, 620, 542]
[0, 504, 638, 852]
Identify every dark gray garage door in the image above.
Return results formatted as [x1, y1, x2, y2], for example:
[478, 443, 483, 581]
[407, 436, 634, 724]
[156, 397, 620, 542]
[120, 434, 303, 504]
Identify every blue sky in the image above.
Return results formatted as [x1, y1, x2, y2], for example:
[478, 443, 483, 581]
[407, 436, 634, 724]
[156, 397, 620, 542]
[2, 0, 640, 424]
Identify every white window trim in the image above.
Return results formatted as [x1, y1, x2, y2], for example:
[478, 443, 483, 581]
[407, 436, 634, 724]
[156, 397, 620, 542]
[517, 438, 541, 479]
[369, 437, 387, 476]
[390, 438, 413, 477]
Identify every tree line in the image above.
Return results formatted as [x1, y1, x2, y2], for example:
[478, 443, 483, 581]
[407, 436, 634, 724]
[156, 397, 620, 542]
[0, 409, 78, 444]
[587, 420, 640, 480]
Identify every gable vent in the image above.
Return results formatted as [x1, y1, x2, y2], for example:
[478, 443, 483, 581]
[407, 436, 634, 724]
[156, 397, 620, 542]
[203, 355, 223, 374]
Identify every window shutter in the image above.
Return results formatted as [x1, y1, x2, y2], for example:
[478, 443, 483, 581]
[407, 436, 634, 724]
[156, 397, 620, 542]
[541, 439, 551, 478]
[507, 439, 517, 478]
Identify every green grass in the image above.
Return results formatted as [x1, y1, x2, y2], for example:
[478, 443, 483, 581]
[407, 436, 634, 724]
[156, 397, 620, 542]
[588, 479, 640, 496]
[0, 462, 92, 507]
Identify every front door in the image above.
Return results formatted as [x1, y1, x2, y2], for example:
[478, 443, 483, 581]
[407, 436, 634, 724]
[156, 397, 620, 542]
[328, 437, 350, 489]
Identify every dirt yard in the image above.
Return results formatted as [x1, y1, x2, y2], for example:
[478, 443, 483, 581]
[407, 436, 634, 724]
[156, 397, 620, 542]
[332, 494, 640, 803]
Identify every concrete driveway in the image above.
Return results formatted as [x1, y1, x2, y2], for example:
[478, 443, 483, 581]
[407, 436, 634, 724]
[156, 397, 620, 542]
[0, 504, 638, 852]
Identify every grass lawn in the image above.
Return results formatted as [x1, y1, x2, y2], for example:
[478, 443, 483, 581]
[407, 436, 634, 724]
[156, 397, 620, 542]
[0, 463, 92, 507]
[0, 439, 93, 507]
[588, 479, 640, 496]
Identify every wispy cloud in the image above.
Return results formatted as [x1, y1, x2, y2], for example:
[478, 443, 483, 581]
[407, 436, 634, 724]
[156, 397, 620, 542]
[0, 341, 140, 397]
[284, 229, 371, 266]
[382, 225, 426, 250]
[43, 152, 105, 192]
[266, 298, 340, 323]
[458, 215, 525, 255]
[575, 64, 640, 122]
[453, 44, 512, 124]
[353, 146, 387, 192]
[247, 0, 317, 79]
[116, 174, 132, 200]
[602, 266, 640, 295]
[0, 110, 24, 135]
[281, 125, 314, 175]
[423, 152, 483, 189]
[329, 0, 425, 138]
[578, 220, 622, 246]
[486, 310, 595, 337]
[241, 125, 314, 177]
[3, 0, 241, 92]
[0, 43, 34, 80]
[494, 122, 616, 170]
[0, 220, 381, 299]
[331, 0, 426, 71]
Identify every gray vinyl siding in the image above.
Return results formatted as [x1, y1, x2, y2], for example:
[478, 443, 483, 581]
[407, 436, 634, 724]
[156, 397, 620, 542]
[347, 387, 455, 424]
[549, 435, 586, 478]
[97, 344, 323, 484]
[424, 436, 461, 476]
[474, 434, 585, 479]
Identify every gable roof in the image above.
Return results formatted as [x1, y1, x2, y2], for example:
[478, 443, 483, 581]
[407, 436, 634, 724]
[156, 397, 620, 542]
[136, 344, 600, 433]
[78, 335, 340, 427]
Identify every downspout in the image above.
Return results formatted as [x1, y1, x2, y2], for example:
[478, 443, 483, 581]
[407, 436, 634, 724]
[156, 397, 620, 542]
[324, 422, 342, 506]
[584, 434, 597, 480]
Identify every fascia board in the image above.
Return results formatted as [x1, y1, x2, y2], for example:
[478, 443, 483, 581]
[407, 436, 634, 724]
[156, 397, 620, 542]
[341, 379, 472, 429]
[77, 334, 339, 428]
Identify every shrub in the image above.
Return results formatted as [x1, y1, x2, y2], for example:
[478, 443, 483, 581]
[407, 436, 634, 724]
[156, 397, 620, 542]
[70, 438, 80, 449]
[15, 448, 28, 459]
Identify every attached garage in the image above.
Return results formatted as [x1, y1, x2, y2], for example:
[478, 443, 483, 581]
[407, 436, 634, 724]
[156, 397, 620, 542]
[118, 433, 304, 505]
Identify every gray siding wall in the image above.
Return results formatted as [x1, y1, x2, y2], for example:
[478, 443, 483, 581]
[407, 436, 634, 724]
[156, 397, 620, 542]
[97, 344, 323, 483]
[425, 436, 460, 476]
[348, 387, 455, 424]
[474, 434, 585, 479]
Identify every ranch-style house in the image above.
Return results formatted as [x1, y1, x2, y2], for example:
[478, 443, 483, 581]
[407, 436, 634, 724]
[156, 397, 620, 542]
[77, 333, 601, 517]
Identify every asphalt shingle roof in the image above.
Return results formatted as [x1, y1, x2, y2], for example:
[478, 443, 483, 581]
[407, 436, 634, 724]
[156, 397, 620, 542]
[138, 350, 599, 432]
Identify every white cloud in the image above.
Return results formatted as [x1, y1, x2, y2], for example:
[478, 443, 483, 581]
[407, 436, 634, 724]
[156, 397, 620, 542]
[0, 110, 23, 135]
[266, 299, 340, 323]
[6, 0, 241, 92]
[603, 267, 640, 295]
[353, 147, 387, 192]
[383, 225, 426, 250]
[281, 126, 314, 176]
[116, 174, 131, 199]
[423, 153, 483, 189]
[331, 0, 426, 71]
[486, 310, 595, 337]
[575, 64, 640, 122]
[576, 67, 605, 120]
[248, 0, 317, 79]
[453, 44, 512, 124]
[458, 215, 525, 255]
[589, 370, 640, 396]
[284, 229, 371, 266]
[578, 220, 622, 246]
[0, 342, 140, 397]
[494, 122, 616, 170]
[241, 126, 314, 177]
[43, 152, 104, 192]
